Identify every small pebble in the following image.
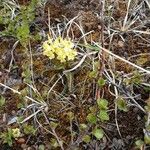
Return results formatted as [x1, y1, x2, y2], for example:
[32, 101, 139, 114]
[17, 138, 26, 144]
[21, 143, 27, 149]
[117, 41, 124, 48]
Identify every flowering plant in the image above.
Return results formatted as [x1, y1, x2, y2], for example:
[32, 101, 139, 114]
[12, 128, 21, 138]
[43, 35, 77, 63]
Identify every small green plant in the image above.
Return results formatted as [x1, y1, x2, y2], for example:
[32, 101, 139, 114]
[50, 121, 59, 130]
[98, 110, 109, 122]
[124, 72, 142, 85]
[97, 98, 109, 122]
[50, 138, 60, 148]
[23, 124, 36, 135]
[82, 135, 91, 143]
[116, 97, 128, 112]
[144, 134, 150, 145]
[86, 99, 110, 124]
[92, 127, 104, 140]
[97, 78, 106, 87]
[86, 113, 97, 124]
[0, 128, 21, 146]
[135, 101, 150, 147]
[0, 0, 38, 46]
[38, 144, 45, 150]
[85, 99, 109, 141]
[0, 128, 13, 146]
[135, 139, 144, 149]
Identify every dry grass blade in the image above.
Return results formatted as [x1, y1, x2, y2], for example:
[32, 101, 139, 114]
[93, 42, 150, 74]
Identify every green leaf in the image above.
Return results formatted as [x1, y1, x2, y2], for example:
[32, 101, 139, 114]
[82, 135, 91, 143]
[23, 124, 36, 135]
[146, 125, 150, 131]
[135, 139, 144, 149]
[89, 71, 97, 79]
[97, 99, 108, 110]
[16, 23, 30, 46]
[145, 105, 150, 112]
[50, 138, 59, 148]
[98, 110, 109, 122]
[92, 128, 104, 140]
[67, 112, 74, 121]
[97, 78, 106, 87]
[39, 145, 45, 150]
[50, 122, 58, 129]
[80, 124, 88, 130]
[0, 128, 13, 146]
[116, 98, 128, 112]
[0, 95, 5, 107]
[89, 106, 97, 113]
[144, 135, 150, 144]
[86, 113, 97, 124]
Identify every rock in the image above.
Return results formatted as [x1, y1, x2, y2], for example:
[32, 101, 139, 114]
[17, 138, 26, 144]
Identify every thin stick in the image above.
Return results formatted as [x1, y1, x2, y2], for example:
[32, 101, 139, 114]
[93, 42, 150, 74]
[0, 83, 44, 105]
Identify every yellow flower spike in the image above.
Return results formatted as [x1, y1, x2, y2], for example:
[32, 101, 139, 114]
[42, 35, 77, 62]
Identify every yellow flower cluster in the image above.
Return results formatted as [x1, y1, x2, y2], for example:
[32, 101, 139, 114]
[43, 36, 77, 63]
[12, 128, 21, 138]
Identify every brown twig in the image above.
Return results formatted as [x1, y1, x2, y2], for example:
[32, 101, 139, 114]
[96, 0, 106, 100]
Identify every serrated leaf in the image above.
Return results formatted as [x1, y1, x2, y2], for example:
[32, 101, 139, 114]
[97, 78, 106, 87]
[117, 98, 128, 112]
[98, 110, 109, 122]
[92, 128, 104, 140]
[82, 135, 91, 143]
[86, 113, 97, 124]
[97, 99, 108, 110]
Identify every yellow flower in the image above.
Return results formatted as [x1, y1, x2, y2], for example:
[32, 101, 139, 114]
[67, 50, 77, 60]
[43, 49, 55, 59]
[42, 35, 77, 62]
[43, 41, 50, 51]
[12, 128, 21, 138]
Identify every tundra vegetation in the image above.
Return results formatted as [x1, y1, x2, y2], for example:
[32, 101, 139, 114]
[0, 0, 150, 149]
